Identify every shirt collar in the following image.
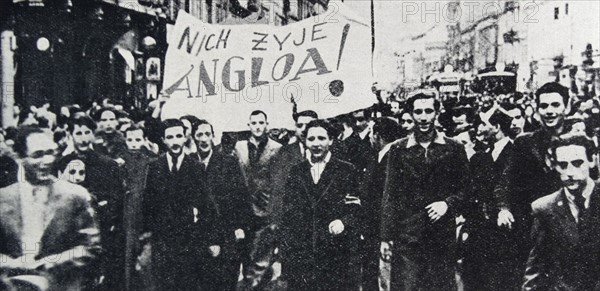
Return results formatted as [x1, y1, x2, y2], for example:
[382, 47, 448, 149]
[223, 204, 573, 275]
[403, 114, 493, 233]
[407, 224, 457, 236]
[166, 152, 185, 169]
[249, 136, 268, 149]
[198, 150, 213, 165]
[406, 131, 446, 148]
[492, 137, 511, 161]
[308, 151, 332, 166]
[359, 128, 370, 140]
[564, 178, 595, 204]
[378, 142, 393, 163]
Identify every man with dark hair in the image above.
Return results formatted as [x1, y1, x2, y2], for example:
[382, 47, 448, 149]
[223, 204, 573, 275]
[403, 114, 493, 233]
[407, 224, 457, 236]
[235, 110, 282, 289]
[354, 109, 371, 141]
[1, 126, 100, 290]
[94, 107, 127, 160]
[280, 119, 362, 290]
[461, 111, 517, 291]
[382, 93, 470, 290]
[495, 82, 571, 289]
[180, 115, 201, 155]
[523, 134, 600, 290]
[500, 103, 528, 137]
[119, 124, 157, 290]
[361, 117, 398, 291]
[141, 119, 222, 290]
[63, 115, 126, 290]
[191, 119, 250, 290]
[272, 110, 319, 224]
[333, 113, 373, 178]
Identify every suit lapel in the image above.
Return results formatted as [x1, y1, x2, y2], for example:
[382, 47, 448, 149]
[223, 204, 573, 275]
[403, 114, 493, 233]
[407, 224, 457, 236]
[554, 190, 579, 245]
[259, 140, 275, 165]
[315, 159, 339, 202]
[238, 141, 250, 167]
[40, 184, 65, 252]
[291, 161, 312, 204]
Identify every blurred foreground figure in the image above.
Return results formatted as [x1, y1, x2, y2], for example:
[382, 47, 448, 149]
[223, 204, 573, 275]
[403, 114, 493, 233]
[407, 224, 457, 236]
[0, 126, 100, 291]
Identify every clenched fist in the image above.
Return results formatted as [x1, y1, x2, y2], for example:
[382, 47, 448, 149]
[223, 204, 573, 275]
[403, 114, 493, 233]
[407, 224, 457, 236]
[328, 219, 345, 235]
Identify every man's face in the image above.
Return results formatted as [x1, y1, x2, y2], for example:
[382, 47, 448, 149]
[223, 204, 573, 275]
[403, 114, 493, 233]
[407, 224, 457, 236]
[306, 127, 333, 162]
[248, 114, 267, 139]
[60, 159, 86, 184]
[554, 145, 593, 193]
[295, 116, 316, 140]
[98, 111, 118, 133]
[163, 126, 186, 155]
[194, 124, 214, 153]
[452, 111, 468, 126]
[72, 125, 95, 152]
[126, 129, 145, 151]
[23, 132, 57, 184]
[507, 108, 525, 137]
[354, 111, 368, 131]
[400, 112, 414, 131]
[390, 102, 401, 115]
[411, 98, 438, 134]
[476, 122, 497, 144]
[538, 93, 567, 129]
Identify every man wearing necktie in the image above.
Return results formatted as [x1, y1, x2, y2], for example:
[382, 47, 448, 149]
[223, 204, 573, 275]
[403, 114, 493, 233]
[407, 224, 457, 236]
[193, 119, 249, 291]
[141, 119, 222, 291]
[523, 134, 600, 290]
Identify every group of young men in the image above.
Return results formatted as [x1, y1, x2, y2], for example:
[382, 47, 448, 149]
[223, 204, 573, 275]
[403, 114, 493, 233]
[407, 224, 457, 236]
[1, 81, 600, 291]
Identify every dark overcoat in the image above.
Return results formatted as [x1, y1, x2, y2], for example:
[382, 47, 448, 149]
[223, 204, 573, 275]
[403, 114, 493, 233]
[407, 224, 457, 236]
[280, 157, 361, 291]
[143, 154, 221, 290]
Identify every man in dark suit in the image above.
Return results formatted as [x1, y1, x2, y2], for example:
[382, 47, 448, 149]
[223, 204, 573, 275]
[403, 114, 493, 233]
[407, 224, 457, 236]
[333, 113, 373, 177]
[360, 117, 398, 291]
[280, 119, 362, 291]
[141, 119, 221, 291]
[193, 119, 250, 291]
[462, 111, 517, 291]
[0, 126, 100, 290]
[271, 110, 318, 226]
[495, 82, 571, 281]
[62, 115, 126, 290]
[381, 93, 470, 291]
[523, 134, 600, 291]
[234, 110, 282, 289]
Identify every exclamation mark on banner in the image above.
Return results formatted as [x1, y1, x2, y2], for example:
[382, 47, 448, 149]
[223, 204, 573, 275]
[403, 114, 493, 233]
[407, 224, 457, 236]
[336, 24, 351, 70]
[330, 24, 351, 97]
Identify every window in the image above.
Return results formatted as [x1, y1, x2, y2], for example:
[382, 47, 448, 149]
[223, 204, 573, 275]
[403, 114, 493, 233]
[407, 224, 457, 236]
[554, 7, 559, 19]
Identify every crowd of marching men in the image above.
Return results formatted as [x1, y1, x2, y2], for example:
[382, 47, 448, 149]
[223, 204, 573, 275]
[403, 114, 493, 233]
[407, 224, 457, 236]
[1, 81, 600, 291]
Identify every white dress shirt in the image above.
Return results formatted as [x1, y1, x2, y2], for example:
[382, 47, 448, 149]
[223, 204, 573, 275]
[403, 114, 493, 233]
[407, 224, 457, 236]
[199, 150, 213, 169]
[308, 152, 332, 184]
[166, 152, 185, 172]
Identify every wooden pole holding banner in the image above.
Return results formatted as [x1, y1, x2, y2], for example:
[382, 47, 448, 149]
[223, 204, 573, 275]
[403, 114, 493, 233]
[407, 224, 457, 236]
[370, 0, 375, 76]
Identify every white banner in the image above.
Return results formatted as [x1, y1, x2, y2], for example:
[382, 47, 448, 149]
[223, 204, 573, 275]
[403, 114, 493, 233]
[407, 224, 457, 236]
[161, 3, 374, 132]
